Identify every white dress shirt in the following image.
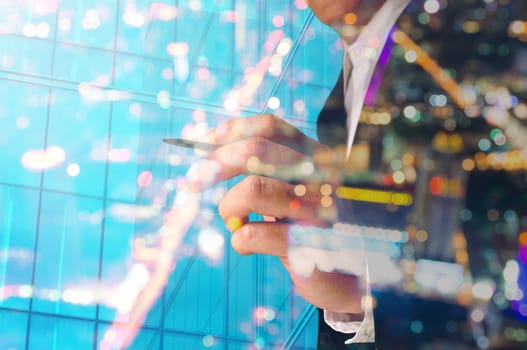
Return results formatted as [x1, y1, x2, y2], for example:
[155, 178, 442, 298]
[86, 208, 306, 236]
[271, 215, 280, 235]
[323, 0, 410, 344]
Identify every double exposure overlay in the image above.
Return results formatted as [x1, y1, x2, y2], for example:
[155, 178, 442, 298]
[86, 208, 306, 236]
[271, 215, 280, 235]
[0, 1, 526, 349]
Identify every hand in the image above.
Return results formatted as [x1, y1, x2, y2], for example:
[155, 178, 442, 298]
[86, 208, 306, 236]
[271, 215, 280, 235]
[186, 114, 364, 316]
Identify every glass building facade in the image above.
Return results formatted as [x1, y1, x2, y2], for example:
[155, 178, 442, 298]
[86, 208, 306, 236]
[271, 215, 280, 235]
[1, 1, 527, 349]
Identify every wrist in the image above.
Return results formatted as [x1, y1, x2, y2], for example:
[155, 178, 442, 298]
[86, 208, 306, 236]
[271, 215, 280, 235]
[326, 310, 365, 323]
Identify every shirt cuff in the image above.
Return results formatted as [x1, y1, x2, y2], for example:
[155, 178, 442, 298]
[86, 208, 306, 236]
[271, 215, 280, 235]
[323, 259, 375, 344]
[324, 308, 375, 344]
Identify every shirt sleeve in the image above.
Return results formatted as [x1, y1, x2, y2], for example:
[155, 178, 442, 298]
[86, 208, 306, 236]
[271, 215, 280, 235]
[323, 262, 375, 344]
[324, 308, 375, 344]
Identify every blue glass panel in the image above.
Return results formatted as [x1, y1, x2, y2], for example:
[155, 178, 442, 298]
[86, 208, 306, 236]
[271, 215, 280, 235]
[0, 80, 48, 187]
[226, 340, 256, 350]
[291, 20, 342, 87]
[291, 83, 334, 138]
[108, 98, 172, 204]
[97, 199, 136, 322]
[43, 88, 110, 197]
[257, 255, 293, 344]
[0, 309, 28, 349]
[53, 44, 114, 83]
[200, 13, 234, 71]
[0, 36, 54, 76]
[226, 248, 259, 340]
[56, 0, 118, 49]
[119, 327, 161, 350]
[164, 332, 225, 350]
[128, 329, 161, 350]
[105, 101, 143, 202]
[143, 18, 177, 60]
[115, 0, 151, 56]
[176, 69, 235, 109]
[28, 315, 94, 349]
[163, 216, 227, 335]
[288, 306, 318, 350]
[0, 185, 39, 311]
[31, 192, 102, 319]
[114, 54, 174, 94]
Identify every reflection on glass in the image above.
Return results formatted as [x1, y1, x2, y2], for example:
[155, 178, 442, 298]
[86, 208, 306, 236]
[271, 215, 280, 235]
[0, 0, 526, 349]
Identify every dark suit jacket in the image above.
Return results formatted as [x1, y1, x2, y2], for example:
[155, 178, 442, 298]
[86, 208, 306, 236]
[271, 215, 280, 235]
[315, 71, 378, 350]
[314, 71, 470, 350]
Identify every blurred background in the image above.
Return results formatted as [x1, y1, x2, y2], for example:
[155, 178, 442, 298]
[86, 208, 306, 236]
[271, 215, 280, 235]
[0, 0, 526, 349]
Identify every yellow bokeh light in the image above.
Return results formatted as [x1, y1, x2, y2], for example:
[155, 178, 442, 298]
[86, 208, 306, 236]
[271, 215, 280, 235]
[462, 158, 475, 171]
[416, 230, 428, 242]
[321, 195, 333, 208]
[226, 217, 243, 232]
[344, 12, 357, 25]
[336, 186, 413, 206]
[246, 156, 260, 173]
[509, 20, 526, 35]
[456, 250, 469, 265]
[320, 184, 332, 196]
[294, 184, 307, 196]
[392, 171, 406, 184]
[519, 232, 527, 246]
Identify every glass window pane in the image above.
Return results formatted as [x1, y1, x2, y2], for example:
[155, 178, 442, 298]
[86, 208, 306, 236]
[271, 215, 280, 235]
[0, 309, 28, 348]
[28, 315, 94, 349]
[164, 332, 225, 350]
[0, 185, 39, 311]
[44, 89, 110, 197]
[163, 222, 227, 335]
[96, 322, 162, 350]
[57, 0, 118, 49]
[0, 81, 49, 187]
[53, 44, 114, 82]
[0, 36, 54, 76]
[32, 192, 102, 319]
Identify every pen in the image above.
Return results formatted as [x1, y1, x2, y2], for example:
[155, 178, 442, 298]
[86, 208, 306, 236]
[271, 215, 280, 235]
[164, 136, 320, 156]
[163, 138, 219, 152]
[163, 138, 335, 183]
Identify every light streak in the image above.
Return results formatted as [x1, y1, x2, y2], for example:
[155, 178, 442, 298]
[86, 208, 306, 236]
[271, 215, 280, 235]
[99, 188, 200, 349]
[109, 204, 160, 222]
[225, 29, 287, 110]
[0, 188, 198, 348]
[392, 30, 471, 109]
[77, 83, 131, 103]
[336, 186, 413, 206]
[394, 29, 527, 151]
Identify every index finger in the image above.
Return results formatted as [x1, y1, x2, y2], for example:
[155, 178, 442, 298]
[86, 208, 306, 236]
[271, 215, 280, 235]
[204, 114, 323, 155]
[186, 136, 308, 191]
